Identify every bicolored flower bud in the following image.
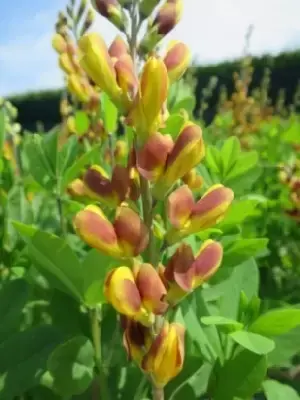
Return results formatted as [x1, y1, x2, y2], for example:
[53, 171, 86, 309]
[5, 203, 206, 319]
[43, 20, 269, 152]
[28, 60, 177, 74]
[74, 203, 149, 258]
[67, 74, 94, 103]
[153, 122, 205, 199]
[167, 185, 194, 229]
[137, 132, 173, 181]
[142, 321, 185, 388]
[182, 168, 203, 191]
[52, 33, 67, 54]
[91, 0, 125, 30]
[59, 53, 77, 75]
[153, 0, 183, 35]
[163, 41, 191, 83]
[126, 57, 169, 142]
[74, 204, 123, 258]
[66, 116, 77, 134]
[191, 240, 223, 288]
[83, 165, 130, 207]
[162, 241, 223, 305]
[109, 35, 128, 60]
[122, 318, 152, 365]
[114, 54, 139, 104]
[187, 184, 234, 233]
[104, 263, 168, 326]
[78, 33, 122, 104]
[140, 0, 183, 53]
[67, 178, 87, 198]
[166, 184, 234, 243]
[113, 205, 149, 257]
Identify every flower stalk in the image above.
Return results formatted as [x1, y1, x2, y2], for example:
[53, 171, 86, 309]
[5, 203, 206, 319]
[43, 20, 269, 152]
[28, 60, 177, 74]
[90, 307, 110, 400]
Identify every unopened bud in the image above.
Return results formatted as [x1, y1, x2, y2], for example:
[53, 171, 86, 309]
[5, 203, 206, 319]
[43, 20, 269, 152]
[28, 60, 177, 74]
[82, 9, 95, 34]
[91, 0, 126, 31]
[52, 34, 67, 54]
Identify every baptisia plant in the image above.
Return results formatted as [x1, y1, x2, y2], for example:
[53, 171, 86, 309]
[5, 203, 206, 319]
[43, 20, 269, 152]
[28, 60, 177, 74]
[72, 0, 234, 398]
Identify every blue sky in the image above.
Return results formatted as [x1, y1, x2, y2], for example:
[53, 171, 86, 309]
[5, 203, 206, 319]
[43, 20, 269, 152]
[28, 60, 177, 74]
[1, 0, 300, 96]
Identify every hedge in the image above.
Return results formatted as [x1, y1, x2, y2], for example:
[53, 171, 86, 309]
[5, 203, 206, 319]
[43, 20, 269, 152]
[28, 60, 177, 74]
[7, 50, 300, 130]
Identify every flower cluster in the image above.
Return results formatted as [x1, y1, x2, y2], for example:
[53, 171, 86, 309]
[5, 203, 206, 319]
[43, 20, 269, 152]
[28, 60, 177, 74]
[218, 56, 273, 148]
[72, 0, 234, 389]
[0, 98, 21, 175]
[279, 161, 300, 221]
[52, 0, 107, 143]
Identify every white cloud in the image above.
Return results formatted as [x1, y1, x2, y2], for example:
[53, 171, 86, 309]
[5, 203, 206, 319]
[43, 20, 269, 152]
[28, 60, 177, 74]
[1, 0, 300, 96]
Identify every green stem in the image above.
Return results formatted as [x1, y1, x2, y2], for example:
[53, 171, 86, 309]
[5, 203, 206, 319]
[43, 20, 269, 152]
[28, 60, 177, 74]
[140, 175, 155, 264]
[128, 3, 163, 400]
[90, 308, 110, 400]
[152, 386, 164, 400]
[56, 193, 67, 238]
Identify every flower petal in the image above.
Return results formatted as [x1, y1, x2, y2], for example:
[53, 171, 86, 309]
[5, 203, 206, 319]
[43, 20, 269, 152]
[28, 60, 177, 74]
[167, 185, 194, 229]
[74, 205, 122, 257]
[189, 184, 234, 232]
[137, 132, 173, 181]
[135, 263, 168, 315]
[114, 205, 149, 257]
[104, 267, 142, 317]
[192, 240, 223, 288]
[78, 33, 122, 102]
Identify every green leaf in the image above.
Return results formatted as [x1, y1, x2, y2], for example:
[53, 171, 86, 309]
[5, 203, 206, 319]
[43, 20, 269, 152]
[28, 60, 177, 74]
[42, 127, 59, 172]
[222, 238, 268, 268]
[58, 136, 78, 174]
[165, 358, 207, 400]
[82, 249, 118, 306]
[12, 220, 38, 238]
[18, 228, 84, 301]
[61, 143, 101, 190]
[172, 96, 196, 116]
[101, 93, 118, 133]
[5, 185, 34, 250]
[205, 146, 222, 175]
[48, 336, 94, 397]
[24, 135, 56, 190]
[74, 111, 90, 136]
[220, 258, 259, 320]
[263, 379, 300, 400]
[250, 308, 300, 337]
[201, 316, 243, 333]
[268, 326, 300, 367]
[229, 331, 275, 355]
[0, 325, 63, 399]
[160, 114, 185, 138]
[220, 137, 241, 178]
[218, 199, 260, 229]
[213, 350, 267, 400]
[191, 290, 223, 360]
[282, 122, 300, 144]
[225, 151, 258, 181]
[0, 279, 29, 343]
